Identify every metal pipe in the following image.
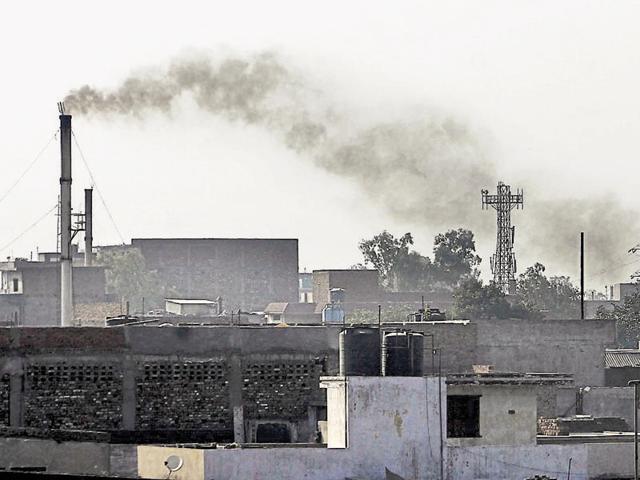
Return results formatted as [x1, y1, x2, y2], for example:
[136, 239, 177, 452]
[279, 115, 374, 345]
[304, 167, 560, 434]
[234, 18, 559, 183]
[580, 232, 585, 320]
[59, 112, 73, 327]
[629, 379, 640, 480]
[84, 188, 93, 266]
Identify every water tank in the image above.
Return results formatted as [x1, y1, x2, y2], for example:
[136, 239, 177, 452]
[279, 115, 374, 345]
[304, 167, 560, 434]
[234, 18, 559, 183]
[329, 288, 345, 303]
[339, 327, 381, 376]
[382, 331, 424, 376]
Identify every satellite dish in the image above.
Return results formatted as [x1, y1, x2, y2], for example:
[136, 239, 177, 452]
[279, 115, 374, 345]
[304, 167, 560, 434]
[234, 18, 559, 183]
[164, 455, 184, 472]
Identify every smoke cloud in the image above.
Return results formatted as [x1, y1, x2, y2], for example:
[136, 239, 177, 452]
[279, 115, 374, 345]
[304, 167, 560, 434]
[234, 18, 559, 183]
[64, 52, 639, 284]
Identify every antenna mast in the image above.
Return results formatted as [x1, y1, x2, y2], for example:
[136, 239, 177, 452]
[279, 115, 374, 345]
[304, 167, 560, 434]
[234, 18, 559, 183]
[481, 181, 524, 294]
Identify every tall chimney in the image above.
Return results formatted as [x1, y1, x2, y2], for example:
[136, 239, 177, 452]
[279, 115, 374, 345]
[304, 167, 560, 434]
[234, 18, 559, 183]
[59, 107, 73, 326]
[84, 188, 93, 266]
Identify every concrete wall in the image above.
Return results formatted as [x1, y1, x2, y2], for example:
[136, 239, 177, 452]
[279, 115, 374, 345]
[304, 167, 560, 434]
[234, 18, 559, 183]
[132, 238, 299, 311]
[0, 326, 337, 440]
[447, 385, 537, 447]
[138, 445, 203, 480]
[0, 437, 112, 476]
[474, 318, 616, 386]
[582, 386, 635, 427]
[445, 444, 588, 480]
[312, 269, 380, 307]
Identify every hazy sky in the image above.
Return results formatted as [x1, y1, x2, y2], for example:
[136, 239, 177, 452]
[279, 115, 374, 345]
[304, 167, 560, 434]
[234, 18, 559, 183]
[1, 0, 640, 290]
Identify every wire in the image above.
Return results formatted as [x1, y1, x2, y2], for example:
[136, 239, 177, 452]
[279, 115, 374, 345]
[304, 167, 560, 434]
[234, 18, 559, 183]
[0, 204, 58, 254]
[0, 132, 57, 207]
[71, 130, 126, 244]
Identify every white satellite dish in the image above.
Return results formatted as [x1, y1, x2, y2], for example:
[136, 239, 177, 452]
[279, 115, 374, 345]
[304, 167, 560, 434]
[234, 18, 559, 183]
[164, 455, 184, 472]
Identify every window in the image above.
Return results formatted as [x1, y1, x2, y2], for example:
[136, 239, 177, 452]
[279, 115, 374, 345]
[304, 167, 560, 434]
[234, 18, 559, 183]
[255, 423, 291, 443]
[12, 278, 19, 293]
[447, 395, 480, 438]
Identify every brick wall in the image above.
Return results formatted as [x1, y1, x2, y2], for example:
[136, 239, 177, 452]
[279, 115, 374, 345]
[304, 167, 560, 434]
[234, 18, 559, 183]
[136, 360, 231, 430]
[24, 362, 123, 429]
[0, 374, 8, 426]
[242, 359, 323, 420]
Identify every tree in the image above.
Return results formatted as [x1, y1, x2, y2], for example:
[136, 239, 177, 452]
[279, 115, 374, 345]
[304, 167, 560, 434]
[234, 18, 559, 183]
[432, 228, 481, 285]
[516, 263, 580, 319]
[358, 229, 482, 293]
[98, 248, 172, 313]
[452, 277, 530, 319]
[596, 292, 640, 347]
[358, 231, 416, 290]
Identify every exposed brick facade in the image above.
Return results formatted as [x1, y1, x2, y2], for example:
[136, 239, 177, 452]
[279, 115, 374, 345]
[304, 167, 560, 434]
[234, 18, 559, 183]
[136, 360, 231, 430]
[0, 374, 8, 426]
[242, 360, 323, 420]
[24, 362, 123, 429]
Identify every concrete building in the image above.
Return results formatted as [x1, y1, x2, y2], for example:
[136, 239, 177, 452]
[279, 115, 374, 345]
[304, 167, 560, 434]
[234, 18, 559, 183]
[0, 259, 112, 326]
[136, 374, 635, 480]
[164, 299, 220, 316]
[264, 302, 320, 324]
[299, 271, 313, 303]
[130, 238, 299, 311]
[584, 281, 640, 318]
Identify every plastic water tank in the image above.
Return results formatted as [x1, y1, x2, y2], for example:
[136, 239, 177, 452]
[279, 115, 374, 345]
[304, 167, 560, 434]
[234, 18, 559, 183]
[382, 331, 424, 376]
[339, 327, 381, 376]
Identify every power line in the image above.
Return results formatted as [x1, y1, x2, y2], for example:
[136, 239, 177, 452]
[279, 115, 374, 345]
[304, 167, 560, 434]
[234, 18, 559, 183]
[0, 204, 58, 254]
[71, 130, 126, 245]
[0, 132, 57, 207]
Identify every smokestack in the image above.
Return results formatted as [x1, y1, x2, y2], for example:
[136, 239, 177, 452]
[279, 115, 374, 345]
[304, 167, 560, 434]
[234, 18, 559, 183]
[59, 104, 73, 327]
[84, 188, 93, 266]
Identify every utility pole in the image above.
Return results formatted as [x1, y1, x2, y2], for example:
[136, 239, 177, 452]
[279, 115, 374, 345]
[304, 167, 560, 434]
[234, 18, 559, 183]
[84, 188, 93, 266]
[580, 232, 585, 320]
[58, 103, 73, 327]
[481, 181, 524, 294]
[630, 379, 640, 480]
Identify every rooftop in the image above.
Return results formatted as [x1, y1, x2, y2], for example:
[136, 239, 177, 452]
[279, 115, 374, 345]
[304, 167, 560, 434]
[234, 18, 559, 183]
[165, 299, 217, 305]
[447, 372, 574, 386]
[605, 349, 640, 368]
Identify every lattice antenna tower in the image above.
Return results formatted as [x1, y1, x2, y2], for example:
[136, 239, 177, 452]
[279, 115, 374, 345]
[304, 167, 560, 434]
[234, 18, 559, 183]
[481, 181, 524, 294]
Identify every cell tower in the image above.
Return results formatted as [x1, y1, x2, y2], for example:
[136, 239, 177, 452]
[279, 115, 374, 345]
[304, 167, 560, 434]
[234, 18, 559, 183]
[481, 181, 524, 294]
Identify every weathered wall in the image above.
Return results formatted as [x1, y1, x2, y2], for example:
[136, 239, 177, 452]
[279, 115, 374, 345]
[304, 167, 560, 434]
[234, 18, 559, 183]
[132, 238, 299, 311]
[312, 270, 380, 307]
[17, 263, 108, 326]
[445, 444, 588, 480]
[447, 385, 538, 447]
[474, 318, 616, 385]
[0, 326, 337, 441]
[0, 437, 112, 476]
[582, 386, 635, 427]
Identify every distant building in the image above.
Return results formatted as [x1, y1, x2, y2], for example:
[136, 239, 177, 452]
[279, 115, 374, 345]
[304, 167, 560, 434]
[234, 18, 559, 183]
[130, 238, 299, 311]
[298, 272, 313, 303]
[264, 302, 320, 324]
[584, 282, 640, 318]
[165, 298, 220, 316]
[0, 259, 111, 326]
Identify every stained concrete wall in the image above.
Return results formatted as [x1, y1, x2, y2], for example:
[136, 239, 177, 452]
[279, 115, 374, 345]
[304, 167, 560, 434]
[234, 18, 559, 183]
[582, 386, 635, 427]
[445, 444, 588, 480]
[447, 385, 538, 447]
[0, 437, 112, 476]
[131, 238, 299, 311]
[474, 318, 616, 386]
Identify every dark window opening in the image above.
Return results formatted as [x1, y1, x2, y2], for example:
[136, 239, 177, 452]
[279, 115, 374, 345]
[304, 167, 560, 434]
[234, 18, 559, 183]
[12, 279, 19, 292]
[255, 423, 291, 443]
[447, 395, 480, 438]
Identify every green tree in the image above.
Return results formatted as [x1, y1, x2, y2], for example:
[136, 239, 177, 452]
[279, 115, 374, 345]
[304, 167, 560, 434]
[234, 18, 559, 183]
[358, 231, 416, 290]
[432, 228, 481, 285]
[516, 263, 580, 319]
[596, 292, 640, 347]
[98, 248, 171, 313]
[452, 277, 531, 320]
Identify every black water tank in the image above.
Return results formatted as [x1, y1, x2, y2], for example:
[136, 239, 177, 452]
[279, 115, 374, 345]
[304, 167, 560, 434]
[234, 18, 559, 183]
[382, 331, 425, 376]
[339, 327, 381, 376]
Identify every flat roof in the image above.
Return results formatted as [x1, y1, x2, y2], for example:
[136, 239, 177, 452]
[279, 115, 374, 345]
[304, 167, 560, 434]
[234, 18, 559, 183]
[165, 299, 217, 305]
[447, 372, 573, 386]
